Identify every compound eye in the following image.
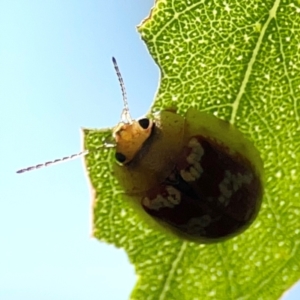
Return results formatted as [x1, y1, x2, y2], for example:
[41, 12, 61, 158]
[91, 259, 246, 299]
[115, 152, 126, 164]
[138, 118, 150, 130]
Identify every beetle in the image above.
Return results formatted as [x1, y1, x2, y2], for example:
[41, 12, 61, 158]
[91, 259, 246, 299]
[108, 57, 263, 243]
[17, 57, 264, 243]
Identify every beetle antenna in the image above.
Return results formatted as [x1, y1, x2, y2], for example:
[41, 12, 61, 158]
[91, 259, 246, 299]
[16, 143, 115, 174]
[112, 57, 132, 124]
[17, 58, 127, 174]
[16, 150, 90, 174]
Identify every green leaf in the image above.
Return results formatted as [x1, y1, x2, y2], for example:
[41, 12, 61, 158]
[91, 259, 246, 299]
[83, 0, 300, 299]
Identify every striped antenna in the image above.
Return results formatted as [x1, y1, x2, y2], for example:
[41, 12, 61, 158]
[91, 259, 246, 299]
[16, 150, 89, 174]
[16, 142, 116, 174]
[16, 58, 124, 174]
[112, 57, 132, 124]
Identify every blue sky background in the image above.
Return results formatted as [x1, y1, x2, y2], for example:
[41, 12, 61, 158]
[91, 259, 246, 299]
[1, 1, 299, 300]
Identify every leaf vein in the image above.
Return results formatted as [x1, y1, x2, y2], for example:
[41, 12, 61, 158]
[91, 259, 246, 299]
[158, 242, 187, 300]
[230, 0, 282, 124]
[217, 244, 234, 300]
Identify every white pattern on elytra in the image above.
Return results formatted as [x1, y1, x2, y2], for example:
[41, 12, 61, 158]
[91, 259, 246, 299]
[142, 186, 181, 211]
[180, 138, 204, 182]
[218, 170, 253, 206]
[184, 215, 212, 234]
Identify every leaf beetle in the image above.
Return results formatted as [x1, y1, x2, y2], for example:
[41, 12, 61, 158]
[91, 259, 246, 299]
[17, 57, 264, 243]
[111, 58, 264, 243]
